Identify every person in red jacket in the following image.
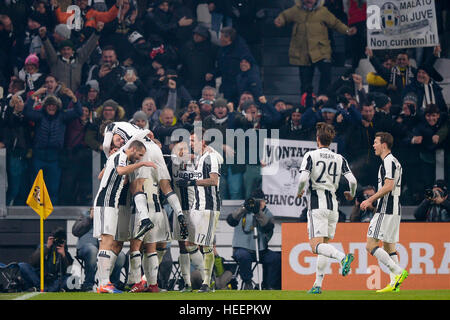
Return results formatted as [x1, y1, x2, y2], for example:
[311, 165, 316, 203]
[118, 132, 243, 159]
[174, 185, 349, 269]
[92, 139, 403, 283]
[51, 0, 122, 29]
[345, 0, 367, 69]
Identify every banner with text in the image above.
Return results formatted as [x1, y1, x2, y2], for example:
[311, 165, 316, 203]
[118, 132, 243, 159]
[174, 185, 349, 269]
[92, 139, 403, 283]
[367, 0, 439, 49]
[261, 139, 337, 218]
[282, 223, 450, 290]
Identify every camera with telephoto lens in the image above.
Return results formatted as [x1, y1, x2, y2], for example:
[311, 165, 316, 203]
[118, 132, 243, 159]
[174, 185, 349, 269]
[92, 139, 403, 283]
[244, 197, 260, 214]
[52, 229, 66, 247]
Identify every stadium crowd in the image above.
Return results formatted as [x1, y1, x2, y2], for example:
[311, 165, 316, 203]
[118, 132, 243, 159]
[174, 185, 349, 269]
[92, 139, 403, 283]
[0, 0, 449, 212]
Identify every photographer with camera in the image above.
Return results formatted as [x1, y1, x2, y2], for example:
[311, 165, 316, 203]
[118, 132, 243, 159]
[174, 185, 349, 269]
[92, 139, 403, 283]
[19, 227, 73, 292]
[414, 180, 450, 222]
[226, 189, 281, 290]
[350, 186, 377, 222]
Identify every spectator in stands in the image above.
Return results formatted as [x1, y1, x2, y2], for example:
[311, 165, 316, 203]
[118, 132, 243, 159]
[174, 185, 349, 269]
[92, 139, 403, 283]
[216, 26, 257, 105]
[402, 57, 448, 118]
[84, 99, 126, 156]
[201, 85, 218, 102]
[110, 66, 149, 119]
[59, 105, 92, 205]
[350, 185, 377, 222]
[345, 0, 367, 70]
[366, 54, 394, 95]
[274, 0, 356, 95]
[31, 75, 72, 110]
[346, 100, 386, 187]
[24, 88, 83, 205]
[141, 97, 161, 131]
[19, 227, 73, 292]
[153, 107, 184, 154]
[78, 79, 102, 111]
[144, 0, 194, 48]
[90, 45, 125, 102]
[280, 107, 314, 140]
[231, 96, 281, 198]
[23, 11, 46, 57]
[236, 56, 263, 101]
[203, 98, 242, 200]
[52, 0, 121, 29]
[179, 100, 202, 131]
[411, 104, 448, 190]
[150, 69, 192, 115]
[395, 92, 423, 204]
[39, 22, 103, 92]
[207, 0, 233, 40]
[2, 94, 32, 206]
[226, 189, 281, 290]
[179, 25, 218, 100]
[52, 24, 71, 47]
[73, 208, 126, 292]
[18, 53, 45, 94]
[130, 110, 149, 129]
[414, 180, 450, 222]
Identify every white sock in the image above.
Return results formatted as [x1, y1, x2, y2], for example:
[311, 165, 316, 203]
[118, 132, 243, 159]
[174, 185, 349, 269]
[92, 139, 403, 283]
[109, 251, 118, 276]
[314, 254, 328, 288]
[316, 243, 346, 262]
[128, 251, 142, 284]
[389, 252, 399, 285]
[166, 192, 183, 217]
[188, 246, 204, 275]
[143, 252, 159, 286]
[97, 250, 113, 287]
[157, 248, 167, 264]
[134, 192, 149, 223]
[372, 247, 402, 275]
[179, 252, 191, 286]
[202, 246, 215, 286]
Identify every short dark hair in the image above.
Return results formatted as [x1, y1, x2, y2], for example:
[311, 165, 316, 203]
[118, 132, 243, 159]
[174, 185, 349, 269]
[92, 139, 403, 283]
[375, 132, 394, 150]
[220, 27, 236, 42]
[102, 45, 116, 53]
[424, 104, 440, 115]
[129, 140, 146, 151]
[316, 122, 335, 146]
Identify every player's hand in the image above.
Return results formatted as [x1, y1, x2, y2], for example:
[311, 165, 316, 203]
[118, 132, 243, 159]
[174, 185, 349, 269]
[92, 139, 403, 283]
[141, 161, 157, 169]
[176, 178, 196, 187]
[344, 191, 354, 201]
[360, 199, 372, 211]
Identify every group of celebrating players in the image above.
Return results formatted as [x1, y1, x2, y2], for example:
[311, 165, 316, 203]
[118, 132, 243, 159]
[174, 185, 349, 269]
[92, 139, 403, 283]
[93, 120, 221, 293]
[92, 118, 408, 294]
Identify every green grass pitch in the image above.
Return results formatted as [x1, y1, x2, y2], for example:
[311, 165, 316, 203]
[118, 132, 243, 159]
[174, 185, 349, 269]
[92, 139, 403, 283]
[1, 290, 450, 300]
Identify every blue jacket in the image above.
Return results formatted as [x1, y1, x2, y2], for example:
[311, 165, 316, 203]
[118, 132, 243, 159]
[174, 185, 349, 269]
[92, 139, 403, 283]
[24, 97, 83, 150]
[216, 36, 256, 98]
[236, 66, 263, 99]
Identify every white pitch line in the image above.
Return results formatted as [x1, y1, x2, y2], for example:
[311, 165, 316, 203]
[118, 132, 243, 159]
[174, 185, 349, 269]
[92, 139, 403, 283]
[13, 292, 42, 300]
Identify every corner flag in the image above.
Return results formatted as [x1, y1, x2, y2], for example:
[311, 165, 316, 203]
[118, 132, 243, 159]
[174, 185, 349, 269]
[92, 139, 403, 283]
[26, 169, 54, 292]
[26, 169, 53, 219]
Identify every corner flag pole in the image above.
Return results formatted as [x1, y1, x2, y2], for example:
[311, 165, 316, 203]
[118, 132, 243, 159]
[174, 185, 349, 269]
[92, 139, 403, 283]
[26, 169, 54, 293]
[40, 216, 44, 292]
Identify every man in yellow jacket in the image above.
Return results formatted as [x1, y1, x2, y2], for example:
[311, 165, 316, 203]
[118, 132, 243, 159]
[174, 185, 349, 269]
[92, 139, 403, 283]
[274, 0, 356, 96]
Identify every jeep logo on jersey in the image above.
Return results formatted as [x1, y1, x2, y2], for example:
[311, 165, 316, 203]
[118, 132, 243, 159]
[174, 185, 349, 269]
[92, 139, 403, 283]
[174, 171, 203, 180]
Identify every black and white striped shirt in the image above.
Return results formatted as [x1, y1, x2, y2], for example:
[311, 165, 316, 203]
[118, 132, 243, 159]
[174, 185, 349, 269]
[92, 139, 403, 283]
[94, 150, 128, 208]
[300, 147, 356, 212]
[172, 160, 198, 211]
[192, 152, 221, 212]
[376, 153, 402, 215]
